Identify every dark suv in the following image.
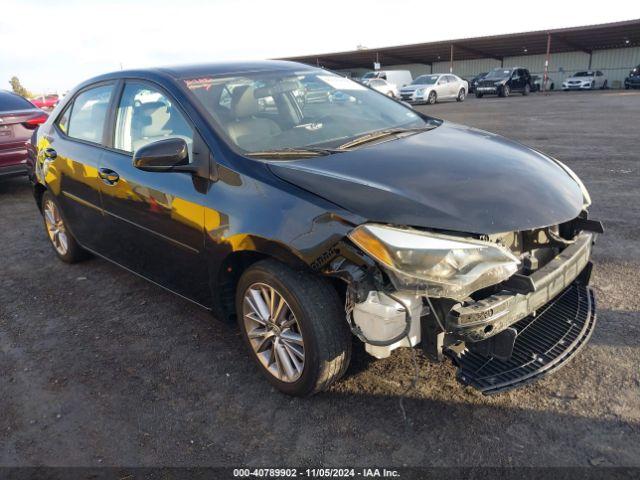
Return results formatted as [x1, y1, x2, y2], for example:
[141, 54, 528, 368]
[625, 65, 640, 89]
[475, 67, 532, 98]
[29, 61, 600, 396]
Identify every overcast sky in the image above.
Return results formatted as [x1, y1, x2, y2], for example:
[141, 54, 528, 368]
[2, 0, 639, 93]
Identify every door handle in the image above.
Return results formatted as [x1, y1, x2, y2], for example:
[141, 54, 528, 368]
[98, 167, 120, 185]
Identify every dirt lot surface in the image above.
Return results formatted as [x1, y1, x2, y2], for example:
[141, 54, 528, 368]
[1, 90, 639, 468]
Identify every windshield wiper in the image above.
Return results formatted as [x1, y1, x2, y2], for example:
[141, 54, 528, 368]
[245, 147, 345, 159]
[338, 126, 436, 150]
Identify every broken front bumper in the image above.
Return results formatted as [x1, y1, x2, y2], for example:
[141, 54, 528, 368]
[451, 282, 596, 394]
[447, 232, 594, 342]
[443, 231, 597, 394]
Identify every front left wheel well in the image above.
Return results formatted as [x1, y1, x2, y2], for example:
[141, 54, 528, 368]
[34, 183, 47, 211]
[213, 250, 348, 324]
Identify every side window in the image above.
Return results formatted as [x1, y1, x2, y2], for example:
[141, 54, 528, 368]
[56, 106, 71, 134]
[65, 84, 114, 144]
[597, 71, 603, 77]
[437, 76, 447, 85]
[114, 83, 193, 155]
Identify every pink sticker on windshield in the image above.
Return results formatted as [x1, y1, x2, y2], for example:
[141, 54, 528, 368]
[184, 78, 215, 90]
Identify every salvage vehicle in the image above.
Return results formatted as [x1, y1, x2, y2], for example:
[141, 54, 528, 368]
[362, 78, 399, 98]
[399, 74, 468, 104]
[624, 65, 640, 89]
[476, 67, 532, 97]
[30, 94, 60, 110]
[0, 90, 48, 179]
[29, 61, 601, 396]
[361, 70, 413, 89]
[531, 74, 555, 92]
[562, 71, 608, 90]
[468, 72, 488, 94]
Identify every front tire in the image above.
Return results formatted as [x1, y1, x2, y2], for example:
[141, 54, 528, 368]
[456, 88, 466, 102]
[499, 84, 510, 97]
[427, 91, 437, 104]
[41, 191, 88, 263]
[475, 91, 483, 98]
[236, 259, 351, 396]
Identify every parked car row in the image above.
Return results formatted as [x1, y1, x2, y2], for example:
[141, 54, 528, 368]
[29, 93, 61, 110]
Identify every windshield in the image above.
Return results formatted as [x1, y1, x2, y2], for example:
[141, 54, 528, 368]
[412, 75, 438, 85]
[485, 69, 512, 80]
[183, 70, 433, 154]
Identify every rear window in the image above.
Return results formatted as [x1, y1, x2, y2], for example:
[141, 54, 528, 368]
[0, 91, 35, 112]
[64, 84, 114, 144]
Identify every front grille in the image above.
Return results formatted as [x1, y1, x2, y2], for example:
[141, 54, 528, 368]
[449, 283, 596, 394]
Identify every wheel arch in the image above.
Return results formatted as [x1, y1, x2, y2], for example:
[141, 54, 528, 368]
[210, 238, 310, 323]
[33, 182, 47, 212]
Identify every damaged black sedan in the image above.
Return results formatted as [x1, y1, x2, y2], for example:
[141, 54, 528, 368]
[29, 61, 602, 396]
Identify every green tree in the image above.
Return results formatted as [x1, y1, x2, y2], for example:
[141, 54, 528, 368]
[9, 76, 31, 98]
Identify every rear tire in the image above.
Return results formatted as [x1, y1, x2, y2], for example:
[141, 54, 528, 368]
[522, 84, 530, 96]
[41, 191, 88, 263]
[456, 88, 466, 102]
[236, 259, 351, 396]
[601, 80, 608, 90]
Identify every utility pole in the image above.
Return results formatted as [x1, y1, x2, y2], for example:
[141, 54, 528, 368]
[542, 34, 551, 93]
[449, 44, 454, 73]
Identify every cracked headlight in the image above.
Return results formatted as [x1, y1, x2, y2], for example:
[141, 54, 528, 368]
[349, 224, 520, 300]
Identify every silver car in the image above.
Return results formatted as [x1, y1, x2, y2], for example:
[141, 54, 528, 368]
[363, 78, 400, 98]
[399, 74, 468, 104]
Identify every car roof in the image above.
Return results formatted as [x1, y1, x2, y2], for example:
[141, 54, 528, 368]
[87, 60, 313, 82]
[70, 60, 320, 95]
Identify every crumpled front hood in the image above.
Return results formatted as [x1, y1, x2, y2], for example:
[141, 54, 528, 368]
[268, 122, 584, 235]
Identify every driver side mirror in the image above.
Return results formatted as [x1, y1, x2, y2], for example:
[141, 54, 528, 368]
[133, 137, 190, 172]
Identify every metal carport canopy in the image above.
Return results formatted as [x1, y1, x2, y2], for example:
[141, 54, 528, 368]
[280, 19, 640, 69]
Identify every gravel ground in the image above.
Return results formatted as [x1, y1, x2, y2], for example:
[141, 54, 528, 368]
[1, 90, 638, 468]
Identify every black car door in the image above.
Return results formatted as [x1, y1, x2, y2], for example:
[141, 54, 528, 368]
[97, 80, 211, 306]
[43, 83, 115, 251]
[510, 69, 522, 91]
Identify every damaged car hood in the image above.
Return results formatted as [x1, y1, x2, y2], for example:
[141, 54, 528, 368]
[267, 122, 584, 235]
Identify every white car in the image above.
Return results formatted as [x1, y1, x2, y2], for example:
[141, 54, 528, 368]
[399, 74, 468, 104]
[360, 70, 413, 88]
[562, 71, 608, 90]
[364, 78, 399, 98]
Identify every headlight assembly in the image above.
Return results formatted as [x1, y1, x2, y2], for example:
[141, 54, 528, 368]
[349, 224, 520, 300]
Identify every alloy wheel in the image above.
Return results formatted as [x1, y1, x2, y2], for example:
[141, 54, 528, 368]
[44, 199, 69, 256]
[242, 282, 305, 383]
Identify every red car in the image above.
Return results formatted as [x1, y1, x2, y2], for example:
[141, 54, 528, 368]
[0, 90, 48, 178]
[30, 93, 59, 109]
